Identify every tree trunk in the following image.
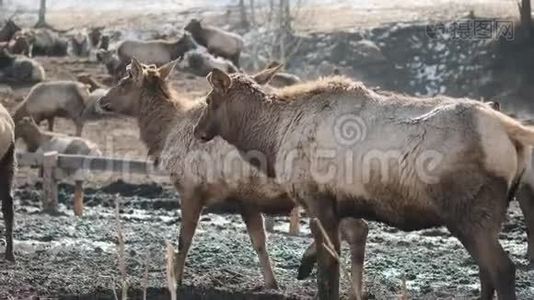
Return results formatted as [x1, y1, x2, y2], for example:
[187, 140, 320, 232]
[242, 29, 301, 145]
[520, 0, 532, 37]
[35, 0, 47, 28]
[239, 0, 249, 30]
[249, 0, 256, 26]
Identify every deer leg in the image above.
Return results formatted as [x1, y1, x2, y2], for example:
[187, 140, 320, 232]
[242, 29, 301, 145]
[289, 206, 300, 235]
[339, 218, 368, 300]
[452, 180, 516, 300]
[517, 183, 534, 265]
[297, 241, 317, 280]
[304, 195, 340, 300]
[297, 218, 368, 300]
[0, 143, 15, 262]
[74, 121, 83, 137]
[230, 53, 240, 68]
[241, 208, 278, 289]
[174, 193, 202, 285]
[456, 229, 516, 300]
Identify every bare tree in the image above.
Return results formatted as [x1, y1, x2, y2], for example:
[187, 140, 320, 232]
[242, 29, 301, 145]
[239, 0, 249, 30]
[35, 0, 47, 28]
[249, 0, 256, 26]
[519, 0, 532, 37]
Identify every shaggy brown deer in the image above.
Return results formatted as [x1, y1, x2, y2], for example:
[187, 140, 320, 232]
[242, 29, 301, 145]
[13, 81, 90, 136]
[0, 103, 15, 261]
[185, 19, 243, 67]
[0, 49, 45, 83]
[95, 59, 368, 296]
[117, 33, 196, 66]
[15, 116, 101, 215]
[194, 68, 534, 300]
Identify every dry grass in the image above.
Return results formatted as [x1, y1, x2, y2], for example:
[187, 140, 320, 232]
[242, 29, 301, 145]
[165, 241, 177, 300]
[115, 198, 128, 300]
[142, 251, 150, 300]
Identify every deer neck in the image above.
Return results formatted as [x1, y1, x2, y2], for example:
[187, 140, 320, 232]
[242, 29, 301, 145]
[137, 90, 184, 161]
[226, 98, 289, 178]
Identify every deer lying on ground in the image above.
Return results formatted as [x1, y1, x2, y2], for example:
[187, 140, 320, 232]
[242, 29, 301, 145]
[263, 62, 301, 88]
[23, 28, 68, 57]
[16, 116, 101, 215]
[13, 81, 90, 136]
[0, 49, 45, 83]
[95, 59, 367, 295]
[185, 19, 243, 67]
[194, 68, 534, 300]
[117, 33, 196, 66]
[181, 50, 237, 77]
[0, 103, 15, 262]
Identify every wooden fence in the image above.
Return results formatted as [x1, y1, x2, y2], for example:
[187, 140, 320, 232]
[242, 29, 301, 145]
[17, 151, 166, 216]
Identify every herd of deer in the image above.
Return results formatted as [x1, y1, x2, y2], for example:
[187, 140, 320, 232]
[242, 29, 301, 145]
[1, 17, 534, 300]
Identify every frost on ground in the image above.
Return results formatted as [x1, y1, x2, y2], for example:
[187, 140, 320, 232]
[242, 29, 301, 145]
[0, 182, 533, 299]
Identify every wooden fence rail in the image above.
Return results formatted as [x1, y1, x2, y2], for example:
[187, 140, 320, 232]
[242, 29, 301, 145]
[17, 151, 167, 216]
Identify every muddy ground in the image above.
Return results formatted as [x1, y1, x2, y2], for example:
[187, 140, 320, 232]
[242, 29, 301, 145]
[1, 181, 533, 299]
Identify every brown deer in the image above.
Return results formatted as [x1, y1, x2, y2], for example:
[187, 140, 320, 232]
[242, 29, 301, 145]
[95, 58, 368, 295]
[13, 81, 90, 136]
[0, 103, 15, 262]
[194, 68, 534, 300]
[0, 49, 45, 83]
[185, 19, 243, 67]
[117, 33, 196, 66]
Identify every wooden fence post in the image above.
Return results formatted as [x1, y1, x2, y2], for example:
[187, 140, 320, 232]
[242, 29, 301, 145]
[289, 207, 300, 235]
[73, 180, 84, 216]
[42, 151, 58, 213]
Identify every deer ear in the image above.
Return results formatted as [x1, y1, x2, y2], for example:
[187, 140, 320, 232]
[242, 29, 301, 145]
[128, 57, 143, 82]
[253, 63, 283, 85]
[158, 59, 178, 80]
[207, 68, 231, 93]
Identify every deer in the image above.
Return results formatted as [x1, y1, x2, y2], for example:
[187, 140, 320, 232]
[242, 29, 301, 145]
[193, 67, 534, 300]
[117, 33, 196, 66]
[184, 19, 243, 67]
[0, 49, 45, 83]
[15, 116, 101, 215]
[13, 81, 90, 136]
[0, 103, 15, 262]
[95, 58, 368, 296]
